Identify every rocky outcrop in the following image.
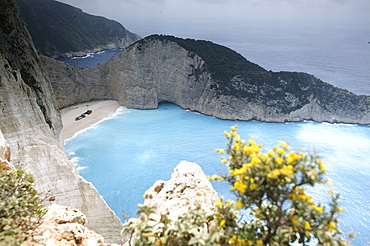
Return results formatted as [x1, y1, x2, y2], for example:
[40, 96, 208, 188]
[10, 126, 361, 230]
[40, 57, 113, 108]
[0, 129, 13, 170]
[14, 0, 140, 59]
[143, 161, 218, 220]
[22, 204, 112, 246]
[45, 35, 370, 124]
[0, 0, 122, 243]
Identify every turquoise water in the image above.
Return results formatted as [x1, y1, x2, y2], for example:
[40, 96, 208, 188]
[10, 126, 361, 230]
[65, 103, 370, 245]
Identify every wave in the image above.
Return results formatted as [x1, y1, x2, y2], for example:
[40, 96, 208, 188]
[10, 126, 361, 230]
[71, 53, 94, 59]
[76, 166, 87, 171]
[67, 151, 88, 171]
[322, 122, 358, 127]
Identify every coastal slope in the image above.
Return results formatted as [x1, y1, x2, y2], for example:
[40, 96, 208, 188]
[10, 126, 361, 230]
[0, 0, 123, 243]
[45, 35, 370, 124]
[14, 0, 140, 58]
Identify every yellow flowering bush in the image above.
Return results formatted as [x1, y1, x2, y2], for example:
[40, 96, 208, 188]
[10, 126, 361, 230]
[122, 126, 352, 245]
[210, 125, 351, 245]
[122, 204, 230, 246]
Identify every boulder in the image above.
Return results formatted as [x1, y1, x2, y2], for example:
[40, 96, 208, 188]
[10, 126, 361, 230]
[143, 161, 218, 220]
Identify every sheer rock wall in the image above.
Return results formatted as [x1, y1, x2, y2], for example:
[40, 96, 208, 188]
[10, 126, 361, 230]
[45, 37, 370, 124]
[0, 0, 122, 243]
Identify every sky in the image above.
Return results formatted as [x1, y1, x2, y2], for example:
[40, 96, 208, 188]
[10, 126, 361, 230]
[57, 0, 369, 36]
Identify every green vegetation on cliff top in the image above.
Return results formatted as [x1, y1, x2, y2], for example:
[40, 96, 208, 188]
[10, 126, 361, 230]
[138, 35, 369, 115]
[140, 35, 266, 82]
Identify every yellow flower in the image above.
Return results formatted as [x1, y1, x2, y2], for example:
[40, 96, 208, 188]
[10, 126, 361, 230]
[250, 183, 258, 190]
[279, 141, 288, 147]
[291, 216, 299, 225]
[229, 235, 238, 244]
[256, 240, 264, 246]
[327, 221, 336, 229]
[304, 221, 311, 230]
[231, 168, 244, 176]
[208, 174, 219, 180]
[318, 161, 327, 173]
[226, 200, 234, 207]
[220, 219, 226, 228]
[286, 152, 297, 163]
[268, 150, 275, 157]
[230, 125, 237, 131]
[215, 148, 224, 153]
[276, 147, 285, 155]
[280, 165, 293, 176]
[232, 143, 240, 151]
[224, 131, 231, 139]
[215, 199, 223, 207]
[232, 179, 248, 193]
[275, 156, 284, 165]
[267, 169, 280, 179]
[243, 146, 253, 155]
[235, 199, 243, 210]
[251, 156, 261, 166]
[337, 207, 344, 213]
[313, 206, 324, 213]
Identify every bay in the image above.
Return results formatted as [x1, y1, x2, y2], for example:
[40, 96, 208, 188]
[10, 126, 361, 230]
[65, 103, 370, 245]
[62, 21, 370, 245]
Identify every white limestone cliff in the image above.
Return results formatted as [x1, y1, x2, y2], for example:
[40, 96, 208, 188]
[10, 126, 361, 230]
[22, 204, 112, 246]
[0, 0, 122, 243]
[44, 36, 370, 125]
[143, 161, 218, 220]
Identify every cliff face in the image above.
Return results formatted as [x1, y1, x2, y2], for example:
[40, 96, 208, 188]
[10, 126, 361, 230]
[40, 56, 113, 108]
[0, 0, 122, 243]
[14, 0, 140, 59]
[143, 161, 218, 221]
[23, 204, 111, 246]
[46, 35, 370, 124]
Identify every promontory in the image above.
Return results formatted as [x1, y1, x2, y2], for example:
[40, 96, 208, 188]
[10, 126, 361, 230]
[44, 35, 370, 125]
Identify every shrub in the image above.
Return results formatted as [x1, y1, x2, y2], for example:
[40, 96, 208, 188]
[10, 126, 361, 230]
[122, 126, 352, 245]
[0, 164, 46, 245]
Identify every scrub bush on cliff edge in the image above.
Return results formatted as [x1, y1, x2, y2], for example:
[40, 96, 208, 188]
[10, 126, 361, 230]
[122, 126, 353, 245]
[0, 163, 46, 245]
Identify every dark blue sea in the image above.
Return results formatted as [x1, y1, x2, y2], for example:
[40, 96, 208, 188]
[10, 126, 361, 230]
[58, 49, 122, 68]
[63, 23, 370, 245]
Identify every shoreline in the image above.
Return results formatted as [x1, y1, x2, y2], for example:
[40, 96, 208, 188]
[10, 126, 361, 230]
[61, 100, 123, 140]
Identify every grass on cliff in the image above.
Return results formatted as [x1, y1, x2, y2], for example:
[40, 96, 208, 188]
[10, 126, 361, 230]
[0, 163, 46, 245]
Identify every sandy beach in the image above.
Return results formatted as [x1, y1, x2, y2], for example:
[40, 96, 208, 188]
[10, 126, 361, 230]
[61, 100, 123, 140]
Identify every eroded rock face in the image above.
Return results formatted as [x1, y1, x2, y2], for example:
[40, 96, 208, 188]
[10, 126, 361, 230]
[45, 36, 370, 124]
[143, 161, 218, 220]
[0, 0, 122, 243]
[22, 204, 111, 246]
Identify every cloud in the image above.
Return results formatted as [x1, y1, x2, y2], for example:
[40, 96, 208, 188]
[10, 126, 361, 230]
[58, 0, 370, 31]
